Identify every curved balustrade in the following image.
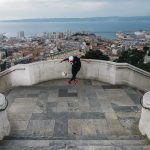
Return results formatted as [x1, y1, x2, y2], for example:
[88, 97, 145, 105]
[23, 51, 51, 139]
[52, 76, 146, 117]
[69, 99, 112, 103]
[0, 59, 150, 93]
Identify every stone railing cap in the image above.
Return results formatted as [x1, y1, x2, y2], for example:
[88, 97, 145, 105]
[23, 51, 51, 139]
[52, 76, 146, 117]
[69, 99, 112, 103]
[143, 91, 150, 108]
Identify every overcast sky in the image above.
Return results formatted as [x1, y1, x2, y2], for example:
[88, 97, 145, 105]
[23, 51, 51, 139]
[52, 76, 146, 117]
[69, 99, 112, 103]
[0, 0, 150, 20]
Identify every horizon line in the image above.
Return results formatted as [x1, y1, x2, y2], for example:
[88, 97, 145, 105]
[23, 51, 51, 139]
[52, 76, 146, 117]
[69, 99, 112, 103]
[1, 15, 150, 21]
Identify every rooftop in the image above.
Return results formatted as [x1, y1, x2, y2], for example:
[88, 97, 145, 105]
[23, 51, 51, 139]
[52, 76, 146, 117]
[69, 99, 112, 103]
[1, 79, 150, 149]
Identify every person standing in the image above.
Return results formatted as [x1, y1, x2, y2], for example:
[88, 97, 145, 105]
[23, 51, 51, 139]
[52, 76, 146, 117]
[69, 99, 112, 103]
[60, 56, 81, 85]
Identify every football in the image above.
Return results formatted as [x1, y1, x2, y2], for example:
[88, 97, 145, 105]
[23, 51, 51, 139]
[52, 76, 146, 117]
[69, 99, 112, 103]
[62, 71, 67, 77]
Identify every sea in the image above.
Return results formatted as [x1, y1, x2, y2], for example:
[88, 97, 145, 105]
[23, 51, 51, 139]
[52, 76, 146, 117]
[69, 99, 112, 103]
[0, 18, 150, 39]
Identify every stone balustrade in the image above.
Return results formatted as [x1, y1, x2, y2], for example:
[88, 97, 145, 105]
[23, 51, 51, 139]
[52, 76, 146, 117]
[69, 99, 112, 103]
[0, 59, 150, 93]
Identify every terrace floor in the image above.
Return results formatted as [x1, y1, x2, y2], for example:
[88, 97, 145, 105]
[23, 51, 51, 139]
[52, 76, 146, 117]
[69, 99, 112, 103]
[1, 79, 150, 150]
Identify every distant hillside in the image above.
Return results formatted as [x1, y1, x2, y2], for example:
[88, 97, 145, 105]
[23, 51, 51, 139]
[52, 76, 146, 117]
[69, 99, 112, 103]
[1, 16, 150, 22]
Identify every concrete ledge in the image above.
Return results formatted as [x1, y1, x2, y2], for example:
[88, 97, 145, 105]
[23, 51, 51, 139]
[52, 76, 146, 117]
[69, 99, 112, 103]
[0, 59, 150, 92]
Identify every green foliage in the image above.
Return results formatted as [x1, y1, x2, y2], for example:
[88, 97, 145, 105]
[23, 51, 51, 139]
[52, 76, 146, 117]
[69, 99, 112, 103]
[82, 50, 110, 61]
[114, 48, 150, 73]
[143, 46, 149, 52]
[138, 62, 150, 73]
[114, 49, 145, 66]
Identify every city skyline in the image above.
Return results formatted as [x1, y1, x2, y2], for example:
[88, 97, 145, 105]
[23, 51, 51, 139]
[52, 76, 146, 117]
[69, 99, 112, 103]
[0, 0, 150, 20]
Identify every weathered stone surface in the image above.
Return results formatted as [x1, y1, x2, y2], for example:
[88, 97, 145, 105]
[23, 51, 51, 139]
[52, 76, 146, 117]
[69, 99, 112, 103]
[8, 98, 37, 114]
[10, 120, 29, 131]
[2, 79, 148, 149]
[8, 113, 32, 121]
[94, 119, 110, 135]
[27, 120, 55, 136]
[57, 101, 68, 112]
[80, 119, 97, 137]
[68, 119, 82, 139]
[100, 98, 115, 113]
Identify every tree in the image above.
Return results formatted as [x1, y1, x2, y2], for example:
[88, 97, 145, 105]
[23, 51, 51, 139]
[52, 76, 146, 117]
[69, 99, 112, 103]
[143, 46, 149, 55]
[138, 62, 150, 73]
[114, 49, 145, 66]
[81, 50, 110, 61]
[114, 48, 150, 73]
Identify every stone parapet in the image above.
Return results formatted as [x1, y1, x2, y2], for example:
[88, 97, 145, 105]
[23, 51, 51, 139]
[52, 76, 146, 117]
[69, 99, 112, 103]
[0, 59, 150, 92]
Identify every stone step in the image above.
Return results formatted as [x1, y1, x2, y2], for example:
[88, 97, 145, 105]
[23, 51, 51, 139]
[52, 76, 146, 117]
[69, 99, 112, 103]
[5, 134, 145, 140]
[0, 139, 150, 149]
[1, 145, 150, 150]
[1, 146, 150, 150]
[78, 145, 150, 150]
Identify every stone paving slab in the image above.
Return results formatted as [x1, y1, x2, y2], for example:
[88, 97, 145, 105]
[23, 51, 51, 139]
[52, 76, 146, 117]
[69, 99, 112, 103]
[13, 98, 37, 103]
[68, 87, 77, 94]
[33, 105, 44, 113]
[100, 98, 115, 113]
[68, 119, 82, 139]
[94, 119, 110, 135]
[105, 89, 135, 105]
[8, 102, 37, 114]
[115, 112, 141, 118]
[91, 80, 109, 86]
[111, 103, 140, 113]
[8, 113, 32, 121]
[78, 100, 90, 112]
[38, 91, 49, 101]
[126, 93, 142, 105]
[80, 119, 97, 137]
[57, 101, 68, 112]
[4, 79, 144, 143]
[10, 120, 29, 131]
[48, 89, 58, 98]
[102, 85, 126, 89]
[18, 90, 40, 98]
[27, 120, 55, 137]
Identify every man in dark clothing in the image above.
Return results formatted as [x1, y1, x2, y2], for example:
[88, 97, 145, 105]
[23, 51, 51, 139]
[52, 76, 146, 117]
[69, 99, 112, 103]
[60, 56, 81, 85]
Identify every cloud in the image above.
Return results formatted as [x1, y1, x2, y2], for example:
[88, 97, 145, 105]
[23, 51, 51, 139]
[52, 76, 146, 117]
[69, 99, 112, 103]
[0, 0, 150, 19]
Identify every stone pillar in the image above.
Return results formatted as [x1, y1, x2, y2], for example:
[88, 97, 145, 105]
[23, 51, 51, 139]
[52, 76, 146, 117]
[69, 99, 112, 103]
[139, 91, 150, 140]
[0, 93, 10, 140]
